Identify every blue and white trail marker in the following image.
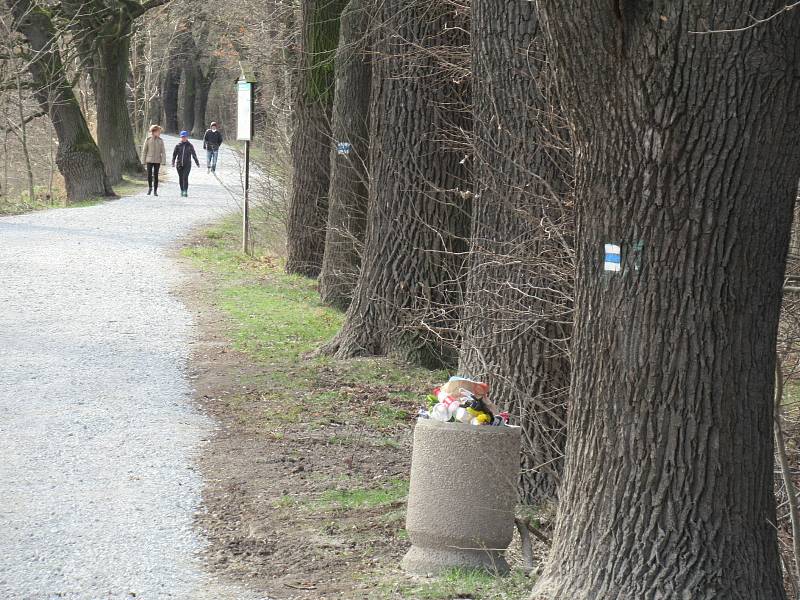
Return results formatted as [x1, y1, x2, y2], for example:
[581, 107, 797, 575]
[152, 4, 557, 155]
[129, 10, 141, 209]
[604, 243, 621, 272]
[336, 142, 352, 155]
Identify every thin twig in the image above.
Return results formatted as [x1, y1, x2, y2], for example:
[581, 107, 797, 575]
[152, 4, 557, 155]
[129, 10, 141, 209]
[690, 2, 800, 34]
[774, 355, 800, 596]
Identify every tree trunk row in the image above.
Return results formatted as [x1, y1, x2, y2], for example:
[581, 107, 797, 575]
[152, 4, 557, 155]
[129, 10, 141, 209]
[285, 0, 349, 277]
[459, 0, 572, 503]
[161, 23, 204, 136]
[324, 0, 471, 369]
[292, 6, 800, 596]
[318, 0, 373, 310]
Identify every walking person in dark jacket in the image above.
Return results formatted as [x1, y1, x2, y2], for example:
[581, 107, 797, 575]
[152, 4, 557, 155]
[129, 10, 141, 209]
[172, 131, 200, 197]
[202, 122, 223, 173]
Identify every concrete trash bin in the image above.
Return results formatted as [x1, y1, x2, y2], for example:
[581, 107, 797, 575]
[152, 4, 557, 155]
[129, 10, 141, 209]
[401, 418, 521, 575]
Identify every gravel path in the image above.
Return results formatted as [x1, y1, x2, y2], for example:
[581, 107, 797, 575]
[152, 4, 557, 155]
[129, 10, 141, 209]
[0, 137, 263, 599]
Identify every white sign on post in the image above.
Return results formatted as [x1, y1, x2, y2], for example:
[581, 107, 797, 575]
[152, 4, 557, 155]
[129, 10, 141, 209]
[237, 81, 252, 141]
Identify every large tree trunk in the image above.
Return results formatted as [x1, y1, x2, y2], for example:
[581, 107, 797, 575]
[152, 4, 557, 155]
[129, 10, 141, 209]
[285, 0, 348, 277]
[531, 2, 800, 598]
[324, 0, 470, 368]
[459, 0, 572, 504]
[7, 0, 113, 201]
[318, 0, 372, 310]
[95, 31, 144, 184]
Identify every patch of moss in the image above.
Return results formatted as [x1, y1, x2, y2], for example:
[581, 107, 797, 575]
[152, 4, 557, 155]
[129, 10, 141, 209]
[313, 478, 409, 511]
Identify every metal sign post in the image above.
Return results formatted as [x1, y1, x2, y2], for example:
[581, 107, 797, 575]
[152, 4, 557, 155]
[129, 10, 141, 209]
[243, 135, 250, 255]
[236, 67, 255, 255]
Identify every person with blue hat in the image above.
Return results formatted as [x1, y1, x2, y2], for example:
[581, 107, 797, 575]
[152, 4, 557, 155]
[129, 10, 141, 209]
[171, 131, 200, 197]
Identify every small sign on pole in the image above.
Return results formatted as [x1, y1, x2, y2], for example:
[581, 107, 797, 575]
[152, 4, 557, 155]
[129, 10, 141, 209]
[236, 63, 256, 255]
[237, 81, 253, 142]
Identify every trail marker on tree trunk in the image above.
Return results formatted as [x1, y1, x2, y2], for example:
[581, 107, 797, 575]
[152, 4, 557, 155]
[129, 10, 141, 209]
[603, 243, 621, 272]
[237, 64, 256, 255]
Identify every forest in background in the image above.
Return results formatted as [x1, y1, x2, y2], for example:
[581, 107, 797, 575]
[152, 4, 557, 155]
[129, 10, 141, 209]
[3, 0, 800, 597]
[0, 0, 293, 213]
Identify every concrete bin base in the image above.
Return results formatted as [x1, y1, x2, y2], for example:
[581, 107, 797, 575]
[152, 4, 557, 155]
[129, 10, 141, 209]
[402, 543, 511, 575]
[402, 418, 521, 576]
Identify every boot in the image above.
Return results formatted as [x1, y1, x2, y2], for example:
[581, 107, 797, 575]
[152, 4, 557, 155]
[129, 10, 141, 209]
[147, 187, 152, 195]
[154, 189, 158, 197]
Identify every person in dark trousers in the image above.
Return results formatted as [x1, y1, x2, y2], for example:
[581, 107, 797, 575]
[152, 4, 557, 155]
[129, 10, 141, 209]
[141, 124, 166, 196]
[172, 131, 200, 197]
[202, 121, 223, 173]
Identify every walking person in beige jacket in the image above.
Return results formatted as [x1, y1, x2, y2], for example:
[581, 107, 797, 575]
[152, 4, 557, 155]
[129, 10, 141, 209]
[141, 125, 167, 196]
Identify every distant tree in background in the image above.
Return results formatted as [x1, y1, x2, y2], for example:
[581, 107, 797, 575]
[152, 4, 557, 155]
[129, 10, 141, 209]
[179, 30, 197, 134]
[6, 0, 113, 200]
[58, 0, 168, 183]
[189, 20, 217, 139]
[161, 20, 191, 134]
[204, 0, 297, 254]
[0, 23, 40, 204]
[130, 21, 168, 141]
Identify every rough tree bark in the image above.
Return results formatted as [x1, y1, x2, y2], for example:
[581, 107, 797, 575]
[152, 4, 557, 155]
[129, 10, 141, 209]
[459, 0, 572, 504]
[94, 30, 144, 183]
[318, 0, 372, 310]
[324, 0, 470, 368]
[285, 0, 348, 277]
[7, 0, 113, 201]
[531, 2, 800, 598]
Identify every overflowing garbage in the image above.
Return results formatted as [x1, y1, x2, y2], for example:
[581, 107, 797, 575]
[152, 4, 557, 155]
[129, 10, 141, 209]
[417, 376, 509, 426]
